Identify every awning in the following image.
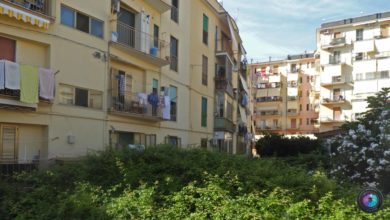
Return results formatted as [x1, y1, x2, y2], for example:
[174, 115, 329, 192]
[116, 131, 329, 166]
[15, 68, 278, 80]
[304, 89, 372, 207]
[239, 106, 247, 124]
[239, 74, 249, 95]
[375, 38, 390, 53]
[0, 2, 50, 29]
[227, 15, 239, 52]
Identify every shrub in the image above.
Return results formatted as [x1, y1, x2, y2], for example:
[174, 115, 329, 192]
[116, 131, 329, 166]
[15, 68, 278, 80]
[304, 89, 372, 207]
[256, 133, 322, 157]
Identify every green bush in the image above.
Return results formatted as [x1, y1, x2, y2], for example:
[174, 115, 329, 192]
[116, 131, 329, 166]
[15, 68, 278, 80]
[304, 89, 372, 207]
[256, 133, 323, 157]
[0, 146, 388, 219]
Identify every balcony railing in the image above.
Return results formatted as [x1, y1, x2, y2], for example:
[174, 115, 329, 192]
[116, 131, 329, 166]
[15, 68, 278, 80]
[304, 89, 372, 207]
[287, 109, 299, 116]
[109, 91, 162, 120]
[287, 96, 298, 101]
[257, 82, 281, 89]
[116, 21, 167, 60]
[215, 39, 233, 57]
[320, 117, 346, 123]
[256, 96, 283, 103]
[260, 110, 280, 116]
[214, 117, 235, 132]
[3, 0, 52, 16]
[258, 125, 281, 130]
[322, 37, 347, 48]
[321, 76, 353, 86]
[215, 77, 233, 96]
[322, 95, 350, 105]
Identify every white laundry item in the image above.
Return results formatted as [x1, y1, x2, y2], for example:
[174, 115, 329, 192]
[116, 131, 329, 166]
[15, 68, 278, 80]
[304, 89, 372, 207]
[162, 95, 171, 120]
[5, 60, 20, 90]
[0, 60, 5, 90]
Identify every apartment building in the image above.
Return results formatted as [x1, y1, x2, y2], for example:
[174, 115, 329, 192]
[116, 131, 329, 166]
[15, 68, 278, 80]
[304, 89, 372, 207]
[249, 53, 320, 135]
[0, 0, 249, 165]
[317, 12, 390, 132]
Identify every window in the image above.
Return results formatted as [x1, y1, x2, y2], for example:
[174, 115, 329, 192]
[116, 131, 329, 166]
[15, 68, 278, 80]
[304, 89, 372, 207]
[355, 52, 363, 61]
[169, 86, 178, 121]
[202, 55, 208, 85]
[356, 29, 363, 41]
[366, 72, 375, 80]
[153, 25, 159, 48]
[61, 5, 75, 27]
[76, 13, 89, 33]
[0, 36, 16, 61]
[201, 138, 208, 149]
[165, 136, 181, 147]
[60, 5, 104, 38]
[0, 125, 18, 160]
[356, 73, 363, 81]
[299, 77, 302, 83]
[307, 90, 310, 97]
[60, 84, 102, 109]
[334, 32, 342, 39]
[306, 118, 310, 125]
[171, 0, 179, 23]
[306, 76, 310, 82]
[170, 36, 178, 71]
[300, 104, 302, 111]
[201, 97, 207, 127]
[152, 79, 158, 91]
[273, 119, 278, 128]
[380, 71, 389, 79]
[203, 14, 209, 45]
[306, 104, 309, 111]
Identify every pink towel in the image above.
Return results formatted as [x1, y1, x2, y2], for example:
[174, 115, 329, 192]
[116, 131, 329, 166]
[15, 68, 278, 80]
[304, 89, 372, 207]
[39, 67, 55, 100]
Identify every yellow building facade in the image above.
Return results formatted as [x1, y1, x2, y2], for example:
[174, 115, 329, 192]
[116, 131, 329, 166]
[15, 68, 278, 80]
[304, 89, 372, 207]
[0, 0, 249, 164]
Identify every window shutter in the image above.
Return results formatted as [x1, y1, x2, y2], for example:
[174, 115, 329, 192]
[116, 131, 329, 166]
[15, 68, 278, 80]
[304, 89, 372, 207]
[1, 125, 17, 161]
[0, 36, 16, 61]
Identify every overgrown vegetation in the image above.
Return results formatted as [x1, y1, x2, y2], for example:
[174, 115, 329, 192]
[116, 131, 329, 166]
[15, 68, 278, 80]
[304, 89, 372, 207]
[0, 146, 389, 219]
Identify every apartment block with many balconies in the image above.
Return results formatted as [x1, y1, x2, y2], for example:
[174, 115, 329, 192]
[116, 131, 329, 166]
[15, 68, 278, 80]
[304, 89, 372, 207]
[249, 53, 320, 135]
[317, 12, 390, 132]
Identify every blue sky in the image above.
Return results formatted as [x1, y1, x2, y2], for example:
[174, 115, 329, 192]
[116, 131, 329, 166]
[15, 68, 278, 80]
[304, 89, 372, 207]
[221, 0, 390, 62]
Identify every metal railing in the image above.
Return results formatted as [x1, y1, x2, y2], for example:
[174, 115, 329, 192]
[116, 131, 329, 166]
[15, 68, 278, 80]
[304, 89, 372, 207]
[0, 160, 39, 177]
[256, 96, 283, 103]
[3, 0, 51, 16]
[116, 21, 166, 59]
[257, 82, 281, 89]
[215, 39, 233, 57]
[260, 110, 280, 116]
[287, 109, 299, 115]
[214, 117, 235, 132]
[109, 91, 162, 119]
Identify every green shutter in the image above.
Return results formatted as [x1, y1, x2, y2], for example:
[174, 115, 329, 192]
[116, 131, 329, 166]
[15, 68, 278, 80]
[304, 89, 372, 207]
[203, 15, 208, 31]
[201, 97, 207, 127]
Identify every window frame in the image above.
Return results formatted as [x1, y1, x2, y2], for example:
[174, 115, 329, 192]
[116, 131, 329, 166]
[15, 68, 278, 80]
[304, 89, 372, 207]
[169, 85, 178, 121]
[201, 97, 207, 127]
[202, 55, 208, 86]
[202, 14, 209, 45]
[170, 36, 179, 72]
[59, 84, 103, 110]
[60, 5, 104, 39]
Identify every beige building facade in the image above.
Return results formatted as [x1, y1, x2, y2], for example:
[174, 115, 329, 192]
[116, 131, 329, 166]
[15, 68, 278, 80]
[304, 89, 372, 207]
[0, 0, 250, 165]
[249, 53, 320, 135]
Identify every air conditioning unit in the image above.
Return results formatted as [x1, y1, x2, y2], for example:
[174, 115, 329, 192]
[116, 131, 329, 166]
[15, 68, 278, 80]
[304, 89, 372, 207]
[112, 0, 120, 14]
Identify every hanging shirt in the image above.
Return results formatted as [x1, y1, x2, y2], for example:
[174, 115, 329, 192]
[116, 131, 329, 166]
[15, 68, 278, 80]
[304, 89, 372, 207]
[147, 93, 159, 107]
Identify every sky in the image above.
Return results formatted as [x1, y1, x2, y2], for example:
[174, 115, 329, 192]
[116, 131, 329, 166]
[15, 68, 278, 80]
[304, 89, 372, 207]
[221, 0, 390, 63]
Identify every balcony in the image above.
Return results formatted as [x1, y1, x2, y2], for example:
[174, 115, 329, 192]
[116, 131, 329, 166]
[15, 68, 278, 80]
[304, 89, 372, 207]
[256, 96, 283, 103]
[258, 125, 282, 131]
[322, 37, 349, 50]
[112, 21, 169, 67]
[214, 117, 235, 132]
[259, 110, 280, 117]
[320, 117, 346, 124]
[215, 76, 234, 97]
[109, 92, 163, 122]
[322, 96, 351, 106]
[287, 96, 298, 101]
[215, 39, 233, 60]
[321, 76, 353, 87]
[144, 0, 171, 13]
[287, 109, 299, 116]
[287, 81, 298, 87]
[1, 0, 52, 16]
[257, 82, 281, 89]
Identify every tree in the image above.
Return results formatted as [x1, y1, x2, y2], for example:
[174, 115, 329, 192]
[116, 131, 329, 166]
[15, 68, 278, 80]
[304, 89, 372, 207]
[326, 88, 390, 192]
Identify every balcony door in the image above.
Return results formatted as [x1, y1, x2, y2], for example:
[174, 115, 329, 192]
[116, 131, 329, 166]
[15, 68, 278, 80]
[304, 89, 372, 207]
[0, 125, 18, 162]
[118, 8, 136, 47]
[333, 107, 342, 120]
[291, 119, 296, 129]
